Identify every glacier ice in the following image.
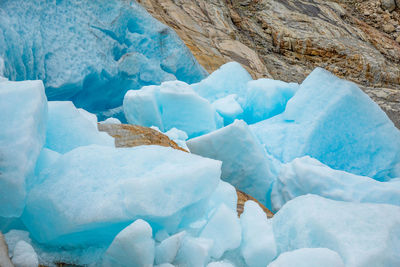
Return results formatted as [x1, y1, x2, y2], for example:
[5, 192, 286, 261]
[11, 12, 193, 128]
[251, 67, 400, 180]
[244, 79, 298, 124]
[102, 219, 155, 267]
[0, 0, 206, 117]
[212, 94, 244, 126]
[45, 101, 114, 153]
[199, 204, 241, 259]
[11, 240, 39, 267]
[174, 236, 213, 267]
[267, 248, 344, 267]
[273, 195, 400, 267]
[187, 120, 275, 205]
[240, 201, 276, 267]
[0, 79, 47, 217]
[124, 80, 220, 138]
[207, 261, 235, 267]
[271, 156, 400, 211]
[21, 145, 221, 246]
[191, 62, 252, 103]
[155, 231, 185, 265]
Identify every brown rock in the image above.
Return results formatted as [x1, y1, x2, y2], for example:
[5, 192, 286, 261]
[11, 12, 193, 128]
[383, 23, 396, 33]
[237, 190, 274, 218]
[97, 123, 188, 152]
[382, 0, 396, 12]
[0, 232, 14, 267]
[396, 35, 400, 43]
[138, 0, 400, 128]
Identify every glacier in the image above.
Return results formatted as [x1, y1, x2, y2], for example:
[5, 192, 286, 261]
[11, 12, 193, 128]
[0, 0, 206, 119]
[1, 0, 400, 265]
[0, 79, 47, 218]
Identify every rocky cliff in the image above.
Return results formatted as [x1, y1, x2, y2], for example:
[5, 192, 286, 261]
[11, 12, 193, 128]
[138, 0, 400, 127]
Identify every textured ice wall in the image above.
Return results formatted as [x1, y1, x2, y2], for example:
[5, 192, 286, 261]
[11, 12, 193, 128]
[0, 0, 207, 118]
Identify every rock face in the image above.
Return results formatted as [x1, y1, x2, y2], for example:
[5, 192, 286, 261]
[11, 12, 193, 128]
[0, 232, 14, 267]
[137, 0, 400, 127]
[98, 123, 187, 152]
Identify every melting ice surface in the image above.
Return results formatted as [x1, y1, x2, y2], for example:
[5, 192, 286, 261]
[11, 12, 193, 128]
[0, 0, 207, 119]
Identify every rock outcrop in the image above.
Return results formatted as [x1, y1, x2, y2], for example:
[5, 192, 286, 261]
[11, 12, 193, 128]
[0, 232, 14, 267]
[138, 0, 400, 127]
[98, 123, 274, 217]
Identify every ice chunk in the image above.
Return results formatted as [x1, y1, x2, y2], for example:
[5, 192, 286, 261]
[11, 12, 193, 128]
[244, 79, 298, 124]
[124, 80, 219, 138]
[207, 261, 235, 267]
[11, 240, 38, 267]
[192, 62, 252, 103]
[273, 195, 400, 267]
[99, 118, 121, 124]
[22, 145, 221, 246]
[251, 68, 400, 180]
[200, 204, 241, 259]
[0, 80, 47, 217]
[188, 120, 274, 205]
[102, 219, 155, 267]
[45, 101, 113, 153]
[164, 128, 189, 151]
[155, 231, 186, 264]
[267, 248, 344, 267]
[0, 0, 206, 116]
[240, 201, 276, 267]
[271, 156, 400, 211]
[213, 94, 244, 125]
[207, 181, 238, 212]
[174, 236, 213, 267]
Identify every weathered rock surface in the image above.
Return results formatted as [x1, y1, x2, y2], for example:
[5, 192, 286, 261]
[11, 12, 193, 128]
[138, 0, 400, 127]
[0, 232, 14, 267]
[98, 123, 273, 217]
[98, 123, 187, 152]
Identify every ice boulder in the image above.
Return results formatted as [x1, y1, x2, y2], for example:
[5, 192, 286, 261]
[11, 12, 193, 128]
[271, 156, 400, 211]
[174, 236, 213, 267]
[11, 240, 39, 267]
[251, 68, 400, 180]
[102, 219, 155, 267]
[200, 204, 241, 259]
[0, 79, 47, 217]
[207, 261, 235, 267]
[22, 145, 221, 246]
[155, 231, 186, 265]
[273, 195, 400, 267]
[267, 248, 344, 267]
[244, 79, 298, 124]
[192, 62, 252, 103]
[240, 201, 276, 267]
[0, 0, 206, 116]
[124, 80, 220, 138]
[187, 120, 275, 205]
[45, 101, 114, 153]
[212, 94, 244, 125]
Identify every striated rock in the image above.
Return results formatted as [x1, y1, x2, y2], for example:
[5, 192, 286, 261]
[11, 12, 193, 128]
[0, 232, 14, 267]
[138, 0, 400, 127]
[237, 190, 274, 218]
[98, 123, 187, 152]
[381, 0, 396, 12]
[99, 123, 274, 217]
